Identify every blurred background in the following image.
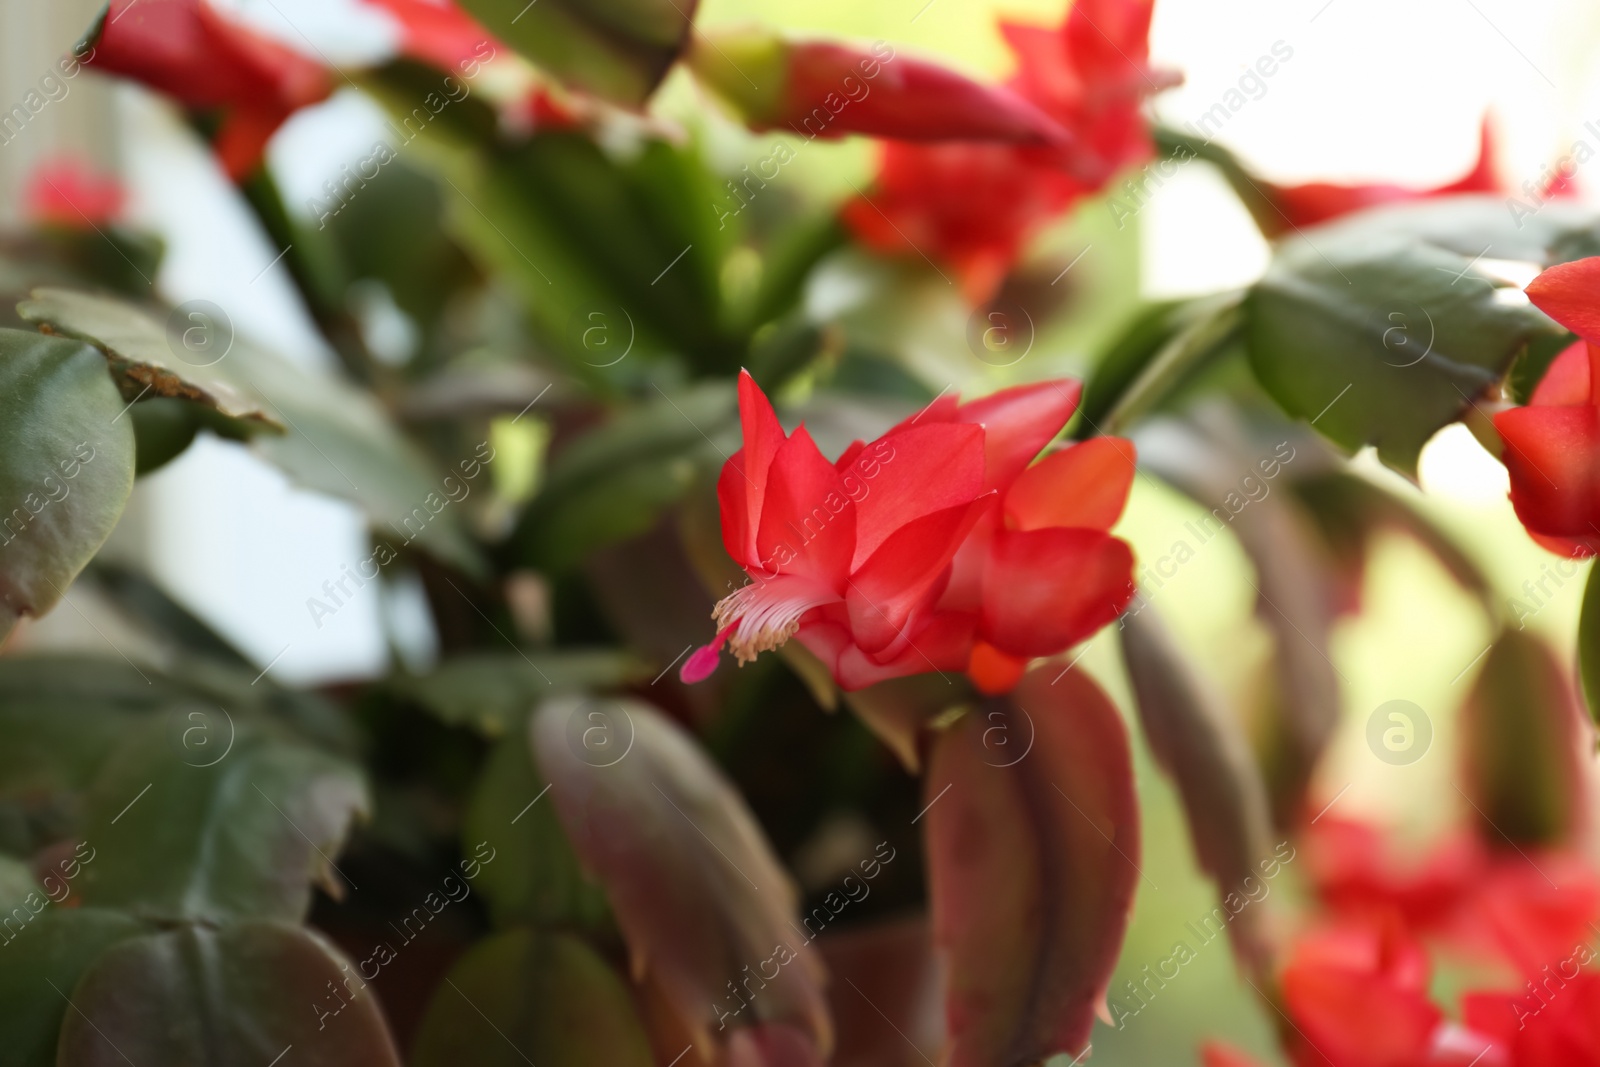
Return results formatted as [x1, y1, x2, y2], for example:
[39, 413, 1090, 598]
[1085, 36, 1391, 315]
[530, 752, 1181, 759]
[6, 0, 1600, 1060]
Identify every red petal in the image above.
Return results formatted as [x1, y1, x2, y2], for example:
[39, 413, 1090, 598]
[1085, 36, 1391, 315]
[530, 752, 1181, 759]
[1470, 852, 1600, 979]
[755, 426, 856, 590]
[1527, 256, 1600, 345]
[846, 496, 993, 655]
[1494, 404, 1600, 552]
[841, 141, 1077, 305]
[1261, 118, 1502, 234]
[955, 379, 1082, 492]
[980, 528, 1134, 658]
[213, 106, 288, 180]
[1530, 339, 1593, 407]
[1004, 437, 1136, 532]
[883, 392, 962, 438]
[718, 452, 759, 568]
[849, 423, 985, 564]
[1199, 1043, 1270, 1067]
[1281, 924, 1441, 1067]
[794, 610, 975, 691]
[722, 370, 789, 565]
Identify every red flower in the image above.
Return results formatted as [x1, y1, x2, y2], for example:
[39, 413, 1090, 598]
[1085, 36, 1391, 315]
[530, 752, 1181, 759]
[682, 372, 1135, 693]
[689, 30, 1067, 146]
[1493, 257, 1600, 558]
[23, 158, 127, 228]
[1464, 971, 1600, 1065]
[1257, 119, 1501, 234]
[88, 0, 333, 179]
[842, 0, 1172, 301]
[1281, 921, 1444, 1067]
[1307, 817, 1600, 981]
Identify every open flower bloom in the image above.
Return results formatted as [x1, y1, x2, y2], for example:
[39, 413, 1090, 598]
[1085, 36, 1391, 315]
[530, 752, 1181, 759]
[1493, 257, 1600, 558]
[682, 372, 1136, 693]
[842, 0, 1174, 300]
[89, 0, 333, 179]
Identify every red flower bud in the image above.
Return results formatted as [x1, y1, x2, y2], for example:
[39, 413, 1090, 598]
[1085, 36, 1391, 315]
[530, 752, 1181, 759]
[689, 29, 1068, 145]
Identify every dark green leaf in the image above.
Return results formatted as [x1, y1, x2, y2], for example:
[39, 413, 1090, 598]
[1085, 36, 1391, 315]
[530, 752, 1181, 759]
[1088, 293, 1245, 436]
[19, 288, 280, 430]
[57, 921, 402, 1067]
[463, 734, 611, 930]
[459, 134, 740, 375]
[412, 929, 653, 1067]
[1461, 628, 1587, 848]
[0, 328, 135, 642]
[408, 650, 647, 736]
[0, 908, 146, 1067]
[457, 0, 695, 106]
[18, 288, 484, 574]
[1245, 198, 1593, 476]
[1581, 563, 1600, 727]
[512, 383, 735, 571]
[84, 561, 252, 666]
[78, 717, 368, 923]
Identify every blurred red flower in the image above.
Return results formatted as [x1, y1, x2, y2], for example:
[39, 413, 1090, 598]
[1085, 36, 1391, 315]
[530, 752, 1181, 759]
[22, 158, 127, 228]
[1493, 257, 1600, 558]
[1281, 920, 1445, 1067]
[1464, 971, 1600, 1065]
[1256, 120, 1502, 235]
[841, 0, 1174, 301]
[1307, 817, 1600, 981]
[88, 0, 333, 180]
[683, 372, 1135, 692]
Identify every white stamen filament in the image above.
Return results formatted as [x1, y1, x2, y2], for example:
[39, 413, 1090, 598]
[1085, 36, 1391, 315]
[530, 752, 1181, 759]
[711, 576, 835, 665]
